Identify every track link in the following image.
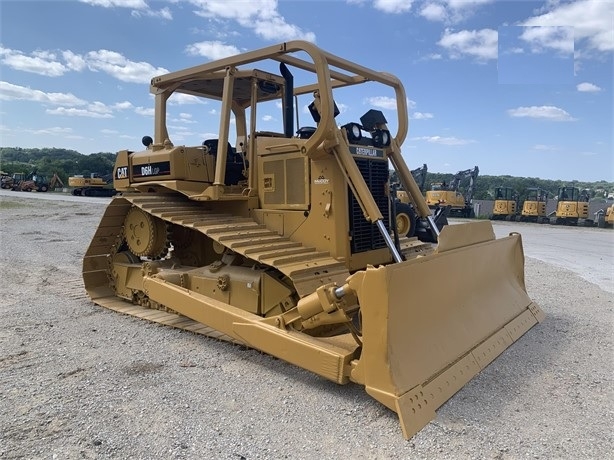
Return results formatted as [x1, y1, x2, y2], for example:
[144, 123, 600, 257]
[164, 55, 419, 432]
[82, 193, 430, 339]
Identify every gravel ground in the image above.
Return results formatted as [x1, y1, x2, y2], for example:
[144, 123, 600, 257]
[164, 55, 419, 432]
[0, 193, 612, 459]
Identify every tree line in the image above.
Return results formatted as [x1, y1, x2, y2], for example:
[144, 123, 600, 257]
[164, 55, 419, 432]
[417, 172, 613, 202]
[1, 147, 116, 184]
[1, 147, 612, 201]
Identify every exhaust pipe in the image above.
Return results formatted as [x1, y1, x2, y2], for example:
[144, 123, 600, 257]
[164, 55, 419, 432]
[280, 63, 294, 138]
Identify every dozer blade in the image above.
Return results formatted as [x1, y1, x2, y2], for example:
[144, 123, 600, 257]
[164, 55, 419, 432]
[347, 221, 544, 439]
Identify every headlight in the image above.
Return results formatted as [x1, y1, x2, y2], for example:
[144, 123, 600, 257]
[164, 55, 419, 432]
[342, 123, 362, 143]
[372, 129, 391, 147]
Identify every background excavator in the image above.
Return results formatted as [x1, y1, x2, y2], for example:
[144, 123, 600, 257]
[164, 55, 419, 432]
[68, 173, 116, 197]
[425, 166, 479, 218]
[550, 186, 593, 226]
[81, 41, 543, 440]
[518, 188, 549, 223]
[490, 186, 519, 221]
[391, 164, 441, 237]
[48, 173, 64, 191]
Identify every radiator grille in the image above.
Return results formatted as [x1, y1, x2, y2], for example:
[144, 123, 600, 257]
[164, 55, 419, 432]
[349, 158, 390, 253]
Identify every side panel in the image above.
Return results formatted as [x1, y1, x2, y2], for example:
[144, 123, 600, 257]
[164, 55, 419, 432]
[557, 201, 589, 219]
[258, 151, 310, 210]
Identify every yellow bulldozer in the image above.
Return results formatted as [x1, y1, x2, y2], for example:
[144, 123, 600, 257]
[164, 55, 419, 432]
[82, 41, 543, 439]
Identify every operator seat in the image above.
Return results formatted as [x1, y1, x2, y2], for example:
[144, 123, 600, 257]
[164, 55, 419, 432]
[296, 127, 316, 139]
[203, 139, 245, 185]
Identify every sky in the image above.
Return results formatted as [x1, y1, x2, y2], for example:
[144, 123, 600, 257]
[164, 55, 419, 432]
[0, 0, 612, 182]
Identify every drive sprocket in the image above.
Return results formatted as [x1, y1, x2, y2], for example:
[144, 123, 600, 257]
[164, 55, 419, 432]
[123, 206, 168, 258]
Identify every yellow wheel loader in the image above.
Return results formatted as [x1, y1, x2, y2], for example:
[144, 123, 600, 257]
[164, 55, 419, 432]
[82, 41, 543, 440]
[490, 186, 519, 221]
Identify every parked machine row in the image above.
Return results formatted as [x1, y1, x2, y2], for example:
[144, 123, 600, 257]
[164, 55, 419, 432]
[1, 170, 117, 197]
[490, 186, 550, 223]
[1, 170, 59, 192]
[490, 185, 611, 227]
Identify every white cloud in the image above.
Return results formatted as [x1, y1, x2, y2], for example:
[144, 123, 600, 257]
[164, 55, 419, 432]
[1, 46, 168, 84]
[132, 6, 172, 20]
[507, 105, 576, 121]
[86, 50, 168, 83]
[364, 96, 397, 110]
[373, 0, 414, 14]
[366, 97, 429, 118]
[519, 26, 574, 54]
[113, 101, 134, 110]
[522, 0, 614, 52]
[0, 81, 147, 121]
[46, 107, 113, 118]
[87, 101, 114, 116]
[420, 3, 447, 21]
[168, 124, 191, 132]
[419, 0, 494, 23]
[135, 107, 155, 116]
[262, 115, 274, 121]
[80, 0, 172, 19]
[438, 28, 498, 60]
[364, 96, 413, 111]
[32, 126, 74, 135]
[413, 135, 475, 145]
[185, 41, 241, 60]
[80, 0, 148, 7]
[0, 47, 69, 77]
[446, 0, 492, 7]
[412, 112, 434, 120]
[190, 0, 315, 42]
[0, 81, 86, 106]
[577, 82, 601, 92]
[62, 51, 87, 72]
[168, 93, 206, 105]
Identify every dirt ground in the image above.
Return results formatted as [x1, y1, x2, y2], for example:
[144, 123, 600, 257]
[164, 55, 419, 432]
[1, 192, 612, 459]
